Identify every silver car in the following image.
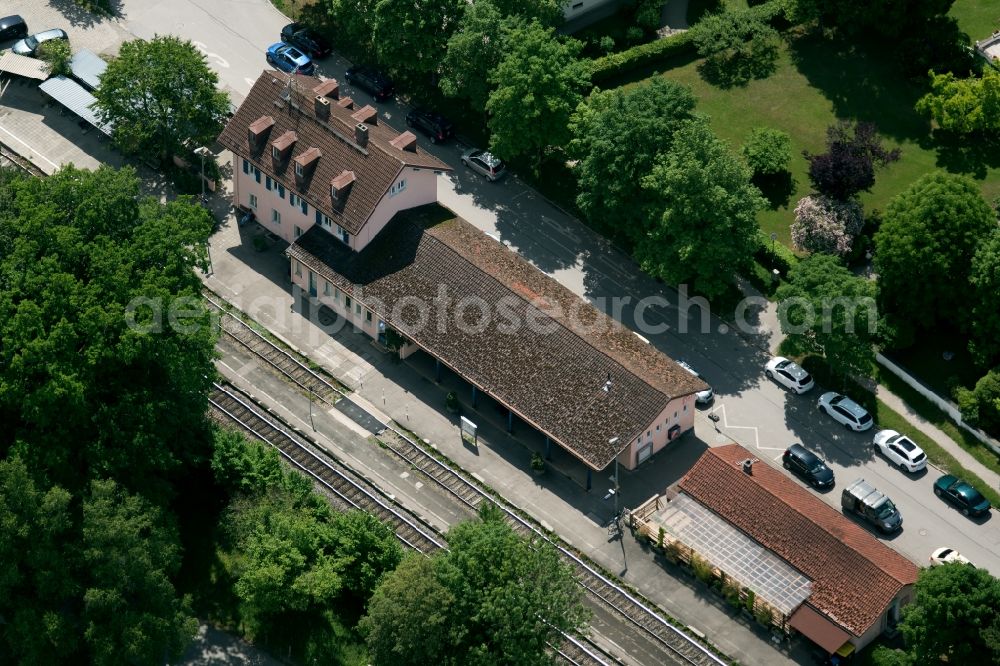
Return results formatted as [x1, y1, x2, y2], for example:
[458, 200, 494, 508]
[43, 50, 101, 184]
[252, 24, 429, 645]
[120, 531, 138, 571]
[12, 27, 67, 56]
[818, 392, 873, 432]
[461, 148, 507, 182]
[676, 360, 714, 405]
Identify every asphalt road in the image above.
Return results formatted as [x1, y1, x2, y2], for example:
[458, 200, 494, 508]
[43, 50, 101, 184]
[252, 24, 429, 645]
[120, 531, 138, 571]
[122, 0, 1000, 577]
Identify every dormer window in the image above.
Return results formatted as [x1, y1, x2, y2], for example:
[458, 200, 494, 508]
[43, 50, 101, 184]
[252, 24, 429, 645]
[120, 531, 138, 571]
[272, 145, 281, 160]
[295, 162, 303, 177]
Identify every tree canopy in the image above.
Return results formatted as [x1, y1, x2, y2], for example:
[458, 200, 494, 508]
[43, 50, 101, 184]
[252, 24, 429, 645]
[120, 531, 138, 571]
[439, 1, 520, 112]
[94, 36, 229, 162]
[899, 562, 1000, 664]
[486, 21, 591, 163]
[360, 507, 587, 665]
[0, 165, 216, 495]
[874, 172, 995, 345]
[690, 8, 781, 87]
[791, 195, 865, 257]
[916, 68, 1000, 135]
[373, 0, 466, 97]
[638, 120, 765, 300]
[804, 121, 900, 201]
[776, 254, 877, 382]
[969, 228, 1000, 366]
[567, 78, 698, 246]
[742, 126, 792, 177]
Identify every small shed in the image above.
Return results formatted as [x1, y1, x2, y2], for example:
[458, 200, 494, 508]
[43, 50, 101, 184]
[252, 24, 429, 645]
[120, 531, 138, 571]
[0, 51, 49, 81]
[69, 49, 107, 91]
[38, 75, 113, 136]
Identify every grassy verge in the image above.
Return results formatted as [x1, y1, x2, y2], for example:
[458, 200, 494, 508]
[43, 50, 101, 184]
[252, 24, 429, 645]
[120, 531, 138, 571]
[797, 354, 1000, 507]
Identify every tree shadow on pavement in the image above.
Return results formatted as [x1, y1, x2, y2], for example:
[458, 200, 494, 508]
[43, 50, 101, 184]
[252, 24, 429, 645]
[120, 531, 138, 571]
[48, 0, 122, 28]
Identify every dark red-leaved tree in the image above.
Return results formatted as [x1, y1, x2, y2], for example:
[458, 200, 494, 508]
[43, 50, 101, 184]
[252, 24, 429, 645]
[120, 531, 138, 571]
[804, 121, 900, 201]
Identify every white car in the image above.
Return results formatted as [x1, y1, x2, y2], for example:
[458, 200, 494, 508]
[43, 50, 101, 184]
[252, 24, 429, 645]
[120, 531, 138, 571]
[873, 429, 927, 473]
[929, 547, 973, 567]
[765, 357, 815, 394]
[817, 392, 874, 431]
[677, 360, 714, 405]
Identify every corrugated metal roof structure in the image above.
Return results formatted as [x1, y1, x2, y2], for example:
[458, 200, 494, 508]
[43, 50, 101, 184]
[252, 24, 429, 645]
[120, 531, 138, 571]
[69, 49, 107, 91]
[0, 52, 49, 81]
[38, 76, 112, 135]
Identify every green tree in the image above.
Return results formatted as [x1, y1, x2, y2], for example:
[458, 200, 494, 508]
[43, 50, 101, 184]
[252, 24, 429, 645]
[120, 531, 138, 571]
[742, 126, 791, 177]
[567, 78, 697, 246]
[359, 554, 457, 666]
[0, 165, 216, 494]
[969, 229, 1000, 366]
[211, 428, 288, 497]
[874, 172, 995, 347]
[440, 1, 521, 112]
[776, 254, 877, 383]
[37, 39, 72, 77]
[361, 508, 587, 665]
[322, 0, 377, 58]
[899, 562, 1000, 663]
[81, 479, 197, 665]
[93, 36, 229, 162]
[958, 370, 1000, 435]
[373, 0, 467, 97]
[690, 8, 781, 87]
[486, 21, 591, 164]
[916, 68, 1000, 135]
[0, 456, 77, 664]
[638, 120, 765, 300]
[328, 510, 404, 606]
[488, 0, 565, 24]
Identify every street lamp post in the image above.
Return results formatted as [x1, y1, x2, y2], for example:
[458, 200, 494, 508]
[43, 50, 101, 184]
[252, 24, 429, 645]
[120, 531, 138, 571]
[770, 231, 777, 256]
[194, 146, 212, 202]
[608, 437, 620, 518]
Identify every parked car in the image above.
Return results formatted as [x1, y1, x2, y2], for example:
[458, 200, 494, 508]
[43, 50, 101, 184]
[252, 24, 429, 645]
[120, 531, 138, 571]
[461, 148, 507, 182]
[676, 360, 714, 405]
[280, 22, 331, 59]
[265, 42, 314, 75]
[405, 107, 455, 144]
[764, 357, 815, 394]
[12, 27, 68, 57]
[841, 478, 902, 533]
[344, 65, 394, 101]
[782, 443, 835, 489]
[872, 429, 927, 473]
[0, 15, 27, 43]
[817, 392, 873, 432]
[934, 474, 991, 517]
[929, 547, 973, 567]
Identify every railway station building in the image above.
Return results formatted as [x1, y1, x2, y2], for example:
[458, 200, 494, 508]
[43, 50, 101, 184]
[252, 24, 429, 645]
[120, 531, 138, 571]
[219, 71, 708, 488]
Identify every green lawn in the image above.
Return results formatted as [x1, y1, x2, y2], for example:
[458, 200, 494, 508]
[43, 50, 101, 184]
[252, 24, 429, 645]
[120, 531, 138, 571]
[950, 0, 1000, 40]
[655, 33, 1000, 246]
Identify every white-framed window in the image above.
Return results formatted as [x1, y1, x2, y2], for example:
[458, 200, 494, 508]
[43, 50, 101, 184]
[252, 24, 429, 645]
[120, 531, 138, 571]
[365, 310, 372, 323]
[389, 179, 407, 197]
[248, 194, 258, 209]
[272, 209, 281, 225]
[294, 225, 302, 238]
[324, 281, 331, 297]
[656, 425, 661, 432]
[290, 193, 299, 207]
[334, 286, 341, 301]
[295, 162, 304, 177]
[294, 260, 301, 277]
[272, 145, 281, 159]
[354, 303, 361, 315]
[265, 175, 273, 191]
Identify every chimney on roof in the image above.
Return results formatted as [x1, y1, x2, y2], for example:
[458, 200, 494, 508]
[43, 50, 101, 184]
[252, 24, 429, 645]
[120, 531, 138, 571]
[351, 105, 377, 126]
[312, 79, 339, 100]
[742, 459, 754, 475]
[390, 130, 418, 153]
[247, 116, 275, 156]
[355, 123, 369, 148]
[331, 170, 356, 204]
[337, 96, 354, 110]
[314, 95, 331, 121]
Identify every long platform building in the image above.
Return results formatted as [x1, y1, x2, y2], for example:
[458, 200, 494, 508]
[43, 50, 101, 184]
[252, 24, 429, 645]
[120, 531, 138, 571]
[219, 71, 708, 487]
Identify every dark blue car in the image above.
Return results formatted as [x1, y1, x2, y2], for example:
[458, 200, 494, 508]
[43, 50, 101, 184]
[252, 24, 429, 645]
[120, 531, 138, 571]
[266, 42, 314, 75]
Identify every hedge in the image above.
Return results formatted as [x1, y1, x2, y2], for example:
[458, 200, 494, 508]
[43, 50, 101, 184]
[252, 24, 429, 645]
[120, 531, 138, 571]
[754, 229, 799, 277]
[589, 0, 790, 85]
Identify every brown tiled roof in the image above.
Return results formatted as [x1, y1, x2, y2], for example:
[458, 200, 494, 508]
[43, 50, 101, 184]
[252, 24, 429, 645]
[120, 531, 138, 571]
[679, 444, 919, 637]
[287, 206, 708, 469]
[271, 130, 297, 151]
[218, 71, 450, 235]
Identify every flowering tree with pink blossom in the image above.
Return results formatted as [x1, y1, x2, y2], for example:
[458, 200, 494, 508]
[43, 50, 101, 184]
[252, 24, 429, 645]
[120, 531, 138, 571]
[790, 195, 864, 257]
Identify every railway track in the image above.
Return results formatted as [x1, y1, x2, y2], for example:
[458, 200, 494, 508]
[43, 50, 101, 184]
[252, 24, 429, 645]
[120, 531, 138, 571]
[208, 381, 442, 554]
[205, 289, 729, 666]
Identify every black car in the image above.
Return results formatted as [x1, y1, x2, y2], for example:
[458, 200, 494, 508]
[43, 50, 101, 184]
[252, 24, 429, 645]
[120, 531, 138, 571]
[280, 23, 331, 59]
[0, 15, 27, 43]
[345, 65, 394, 102]
[782, 443, 835, 488]
[405, 108, 455, 144]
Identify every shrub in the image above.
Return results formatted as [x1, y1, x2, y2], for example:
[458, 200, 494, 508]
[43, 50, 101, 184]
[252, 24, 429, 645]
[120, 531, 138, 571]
[722, 578, 742, 607]
[804, 121, 900, 201]
[962, 370, 1000, 435]
[790, 195, 864, 257]
[445, 391, 460, 414]
[626, 26, 646, 44]
[590, 30, 696, 84]
[636, 0, 663, 30]
[690, 7, 781, 87]
[664, 539, 682, 563]
[755, 229, 799, 276]
[530, 451, 545, 472]
[691, 554, 715, 583]
[598, 35, 616, 54]
[742, 127, 791, 177]
[657, 526, 665, 549]
[38, 40, 72, 77]
[754, 605, 774, 626]
[744, 588, 756, 613]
